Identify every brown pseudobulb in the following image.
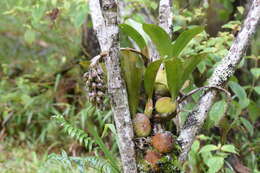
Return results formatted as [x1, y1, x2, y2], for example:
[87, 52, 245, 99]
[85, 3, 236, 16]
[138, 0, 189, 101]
[133, 113, 151, 137]
[151, 131, 174, 153]
[144, 150, 162, 171]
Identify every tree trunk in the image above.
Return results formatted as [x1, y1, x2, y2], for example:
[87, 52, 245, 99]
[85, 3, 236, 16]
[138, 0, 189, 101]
[89, 0, 137, 172]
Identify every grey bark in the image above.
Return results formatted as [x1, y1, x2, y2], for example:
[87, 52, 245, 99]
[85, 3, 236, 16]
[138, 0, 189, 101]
[89, 0, 137, 172]
[159, 0, 173, 37]
[177, 0, 260, 162]
[150, 0, 173, 61]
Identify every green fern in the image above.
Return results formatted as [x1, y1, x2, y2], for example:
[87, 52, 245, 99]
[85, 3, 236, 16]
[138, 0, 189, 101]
[52, 115, 120, 172]
[47, 151, 119, 173]
[75, 156, 118, 173]
[53, 115, 98, 152]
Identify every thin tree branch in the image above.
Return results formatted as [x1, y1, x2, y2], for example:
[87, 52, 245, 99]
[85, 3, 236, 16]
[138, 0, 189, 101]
[177, 86, 231, 104]
[89, 51, 108, 67]
[177, 0, 260, 162]
[89, 0, 137, 172]
[120, 47, 149, 61]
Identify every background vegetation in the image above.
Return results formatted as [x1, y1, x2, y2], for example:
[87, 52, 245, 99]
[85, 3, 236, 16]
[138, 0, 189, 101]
[0, 0, 259, 172]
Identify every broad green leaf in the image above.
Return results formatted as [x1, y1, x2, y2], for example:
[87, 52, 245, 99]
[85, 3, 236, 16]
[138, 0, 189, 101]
[240, 117, 254, 136]
[205, 157, 224, 173]
[120, 24, 147, 50]
[254, 86, 260, 95]
[191, 140, 200, 152]
[199, 144, 218, 153]
[248, 101, 260, 122]
[125, 19, 150, 42]
[198, 135, 212, 141]
[209, 100, 227, 126]
[197, 61, 207, 73]
[121, 50, 144, 116]
[250, 68, 260, 78]
[227, 100, 242, 119]
[165, 58, 184, 100]
[144, 59, 163, 98]
[228, 81, 249, 109]
[221, 144, 237, 154]
[143, 24, 172, 57]
[171, 26, 204, 57]
[24, 30, 36, 44]
[181, 54, 206, 87]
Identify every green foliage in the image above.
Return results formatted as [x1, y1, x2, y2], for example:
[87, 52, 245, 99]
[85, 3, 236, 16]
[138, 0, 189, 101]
[53, 115, 119, 172]
[85, 121, 119, 171]
[1, 0, 260, 172]
[123, 22, 205, 101]
[199, 145, 218, 153]
[171, 26, 204, 57]
[46, 151, 118, 173]
[207, 100, 227, 127]
[143, 24, 172, 57]
[142, 24, 204, 59]
[119, 24, 147, 52]
[144, 59, 163, 98]
[53, 115, 96, 152]
[205, 156, 224, 173]
[188, 137, 239, 173]
[228, 81, 250, 109]
[121, 50, 144, 115]
[165, 54, 205, 100]
[165, 58, 184, 100]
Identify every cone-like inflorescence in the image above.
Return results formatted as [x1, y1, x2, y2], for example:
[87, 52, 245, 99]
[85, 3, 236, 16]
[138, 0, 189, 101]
[84, 65, 108, 110]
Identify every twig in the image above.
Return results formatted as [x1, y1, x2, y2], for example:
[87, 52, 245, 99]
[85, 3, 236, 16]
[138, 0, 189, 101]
[177, 86, 231, 104]
[120, 47, 149, 64]
[175, 86, 232, 129]
[177, 0, 260, 162]
[89, 0, 137, 172]
[89, 51, 108, 67]
[120, 48, 148, 59]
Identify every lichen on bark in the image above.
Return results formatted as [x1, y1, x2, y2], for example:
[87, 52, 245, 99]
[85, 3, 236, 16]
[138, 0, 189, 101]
[89, 0, 138, 172]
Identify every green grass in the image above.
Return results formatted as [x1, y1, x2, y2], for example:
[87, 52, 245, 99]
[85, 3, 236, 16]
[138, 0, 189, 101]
[0, 142, 97, 173]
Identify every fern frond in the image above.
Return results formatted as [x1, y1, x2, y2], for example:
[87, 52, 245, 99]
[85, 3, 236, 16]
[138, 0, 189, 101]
[48, 151, 119, 173]
[53, 115, 98, 152]
[72, 156, 118, 173]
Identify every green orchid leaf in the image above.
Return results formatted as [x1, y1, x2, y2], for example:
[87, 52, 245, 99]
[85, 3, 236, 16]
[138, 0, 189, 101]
[144, 59, 163, 98]
[121, 50, 144, 116]
[120, 24, 147, 50]
[165, 58, 184, 100]
[143, 24, 172, 57]
[171, 26, 204, 57]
